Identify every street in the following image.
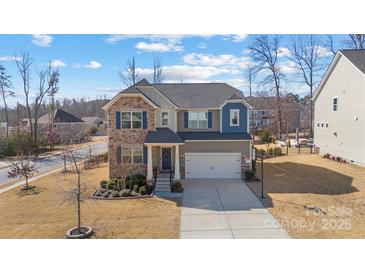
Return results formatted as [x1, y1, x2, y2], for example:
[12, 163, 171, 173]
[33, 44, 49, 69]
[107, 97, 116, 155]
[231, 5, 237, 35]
[0, 142, 107, 186]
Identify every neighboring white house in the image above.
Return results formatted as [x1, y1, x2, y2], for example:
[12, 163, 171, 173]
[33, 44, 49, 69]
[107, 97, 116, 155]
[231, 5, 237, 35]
[313, 49, 365, 166]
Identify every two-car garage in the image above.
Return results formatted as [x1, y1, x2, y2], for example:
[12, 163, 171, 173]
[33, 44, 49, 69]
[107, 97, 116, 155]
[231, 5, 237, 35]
[185, 152, 242, 179]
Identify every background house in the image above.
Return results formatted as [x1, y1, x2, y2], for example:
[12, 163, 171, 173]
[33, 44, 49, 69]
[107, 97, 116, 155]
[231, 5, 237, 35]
[313, 49, 365, 165]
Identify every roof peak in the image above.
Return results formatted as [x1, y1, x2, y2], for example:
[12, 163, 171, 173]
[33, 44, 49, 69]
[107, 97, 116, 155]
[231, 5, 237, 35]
[135, 79, 151, 86]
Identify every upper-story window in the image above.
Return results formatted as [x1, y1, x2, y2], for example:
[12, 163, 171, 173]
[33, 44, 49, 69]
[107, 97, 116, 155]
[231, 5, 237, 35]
[121, 111, 142, 129]
[333, 97, 338, 111]
[188, 112, 208, 129]
[253, 110, 258, 116]
[230, 109, 240, 126]
[161, 111, 169, 127]
[261, 110, 266, 115]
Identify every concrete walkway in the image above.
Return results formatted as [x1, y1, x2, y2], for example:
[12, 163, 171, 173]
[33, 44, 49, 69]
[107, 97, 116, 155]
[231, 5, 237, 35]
[180, 179, 290, 239]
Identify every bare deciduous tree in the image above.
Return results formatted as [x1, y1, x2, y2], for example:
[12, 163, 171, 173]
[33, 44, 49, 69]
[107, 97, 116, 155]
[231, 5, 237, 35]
[289, 35, 324, 137]
[344, 34, 365, 50]
[245, 63, 256, 97]
[249, 35, 285, 138]
[15, 53, 33, 139]
[8, 152, 38, 190]
[0, 64, 14, 137]
[324, 35, 337, 55]
[33, 64, 59, 152]
[153, 56, 164, 84]
[119, 57, 139, 87]
[61, 144, 88, 236]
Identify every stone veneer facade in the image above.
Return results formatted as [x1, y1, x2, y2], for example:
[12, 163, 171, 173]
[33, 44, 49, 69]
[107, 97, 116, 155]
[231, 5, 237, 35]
[107, 96, 155, 178]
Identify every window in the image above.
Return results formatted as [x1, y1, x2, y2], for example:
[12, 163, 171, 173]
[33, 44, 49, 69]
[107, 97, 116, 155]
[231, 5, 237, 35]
[161, 111, 169, 127]
[253, 110, 258, 116]
[263, 119, 270, 126]
[230, 109, 240, 126]
[122, 146, 143, 164]
[188, 112, 208, 129]
[121, 111, 142, 129]
[333, 97, 338, 111]
[321, 122, 324, 128]
[325, 122, 329, 128]
[261, 110, 266, 115]
[317, 122, 320, 128]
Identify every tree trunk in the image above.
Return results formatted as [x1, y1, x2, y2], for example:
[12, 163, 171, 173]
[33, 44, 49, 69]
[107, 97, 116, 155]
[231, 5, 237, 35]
[77, 172, 81, 234]
[1, 91, 9, 137]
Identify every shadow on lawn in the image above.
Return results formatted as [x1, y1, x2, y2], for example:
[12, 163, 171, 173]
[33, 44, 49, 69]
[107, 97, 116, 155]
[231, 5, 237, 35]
[247, 161, 358, 207]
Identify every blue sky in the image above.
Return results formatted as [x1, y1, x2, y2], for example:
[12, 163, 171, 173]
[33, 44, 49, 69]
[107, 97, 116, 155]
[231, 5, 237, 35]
[0, 34, 346, 106]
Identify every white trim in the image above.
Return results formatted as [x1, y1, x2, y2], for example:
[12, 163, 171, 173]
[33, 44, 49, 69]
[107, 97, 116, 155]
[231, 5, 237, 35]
[229, 109, 240, 126]
[103, 93, 159, 110]
[219, 99, 253, 110]
[144, 142, 184, 145]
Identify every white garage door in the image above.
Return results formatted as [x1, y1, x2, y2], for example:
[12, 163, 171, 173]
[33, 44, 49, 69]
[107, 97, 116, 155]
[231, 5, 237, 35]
[185, 153, 241, 179]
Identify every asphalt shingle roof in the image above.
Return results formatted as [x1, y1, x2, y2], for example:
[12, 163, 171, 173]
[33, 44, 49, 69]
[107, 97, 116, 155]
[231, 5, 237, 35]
[178, 131, 252, 141]
[38, 109, 84, 124]
[340, 49, 365, 74]
[145, 128, 184, 144]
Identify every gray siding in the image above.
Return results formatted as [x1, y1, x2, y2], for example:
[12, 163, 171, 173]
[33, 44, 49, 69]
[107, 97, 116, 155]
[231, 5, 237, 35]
[177, 109, 220, 132]
[314, 55, 365, 165]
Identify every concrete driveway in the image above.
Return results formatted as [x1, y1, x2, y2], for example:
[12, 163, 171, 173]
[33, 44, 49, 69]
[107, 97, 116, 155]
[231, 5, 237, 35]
[180, 179, 290, 239]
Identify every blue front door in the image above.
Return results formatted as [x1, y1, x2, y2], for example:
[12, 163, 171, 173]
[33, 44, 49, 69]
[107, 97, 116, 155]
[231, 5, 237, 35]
[162, 148, 172, 170]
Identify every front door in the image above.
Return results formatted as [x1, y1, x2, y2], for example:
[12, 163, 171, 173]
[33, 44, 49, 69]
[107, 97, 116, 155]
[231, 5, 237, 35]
[161, 147, 172, 170]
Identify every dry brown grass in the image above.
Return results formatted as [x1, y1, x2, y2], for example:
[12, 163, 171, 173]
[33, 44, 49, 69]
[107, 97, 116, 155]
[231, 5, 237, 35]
[248, 154, 365, 238]
[0, 164, 181, 239]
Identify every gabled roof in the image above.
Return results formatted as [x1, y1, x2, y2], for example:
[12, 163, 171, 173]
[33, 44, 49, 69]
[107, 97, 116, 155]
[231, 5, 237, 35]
[104, 79, 248, 110]
[313, 49, 365, 101]
[339, 49, 365, 74]
[38, 109, 84, 124]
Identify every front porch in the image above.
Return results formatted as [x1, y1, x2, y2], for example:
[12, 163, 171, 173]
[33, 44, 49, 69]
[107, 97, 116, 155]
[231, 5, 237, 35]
[144, 127, 185, 182]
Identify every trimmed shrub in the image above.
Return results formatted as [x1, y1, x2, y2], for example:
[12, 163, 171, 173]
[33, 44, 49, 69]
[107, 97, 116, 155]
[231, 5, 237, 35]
[273, 147, 282, 156]
[121, 189, 132, 197]
[133, 184, 139, 193]
[116, 178, 126, 191]
[129, 173, 146, 187]
[99, 180, 108, 189]
[323, 153, 331, 159]
[336, 156, 342, 162]
[244, 170, 256, 181]
[267, 147, 273, 156]
[139, 186, 147, 195]
[107, 179, 118, 190]
[171, 181, 184, 193]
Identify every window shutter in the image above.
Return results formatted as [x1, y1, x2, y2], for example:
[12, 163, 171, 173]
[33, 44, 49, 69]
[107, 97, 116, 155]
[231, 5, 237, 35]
[117, 146, 121, 164]
[142, 111, 147, 129]
[116, 111, 121, 129]
[143, 146, 147, 164]
[208, 111, 212, 128]
[184, 111, 188, 128]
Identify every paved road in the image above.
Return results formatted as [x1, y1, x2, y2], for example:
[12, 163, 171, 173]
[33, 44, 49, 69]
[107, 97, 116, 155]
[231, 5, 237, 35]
[180, 179, 290, 239]
[0, 142, 107, 186]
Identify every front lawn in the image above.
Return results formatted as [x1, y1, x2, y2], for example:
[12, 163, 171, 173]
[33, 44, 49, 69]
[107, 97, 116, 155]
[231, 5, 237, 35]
[248, 154, 365, 238]
[0, 164, 181, 239]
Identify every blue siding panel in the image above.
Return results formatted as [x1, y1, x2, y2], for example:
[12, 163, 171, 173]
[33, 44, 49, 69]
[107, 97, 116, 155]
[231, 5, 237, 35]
[184, 111, 188, 128]
[222, 103, 248, 133]
[116, 111, 121, 129]
[208, 111, 212, 128]
[142, 111, 147, 129]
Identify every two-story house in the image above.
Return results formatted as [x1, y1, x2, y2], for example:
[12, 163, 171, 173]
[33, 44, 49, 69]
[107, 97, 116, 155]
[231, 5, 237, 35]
[103, 79, 253, 181]
[313, 49, 365, 166]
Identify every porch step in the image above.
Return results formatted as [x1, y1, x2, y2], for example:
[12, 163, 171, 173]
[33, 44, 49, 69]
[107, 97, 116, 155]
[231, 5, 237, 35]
[155, 186, 171, 192]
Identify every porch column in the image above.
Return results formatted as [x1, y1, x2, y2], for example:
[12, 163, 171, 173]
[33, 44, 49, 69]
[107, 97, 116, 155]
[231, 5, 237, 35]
[174, 144, 181, 180]
[147, 145, 153, 180]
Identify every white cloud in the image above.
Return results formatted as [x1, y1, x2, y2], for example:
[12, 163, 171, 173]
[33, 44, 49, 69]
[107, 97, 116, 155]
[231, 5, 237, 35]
[75, 60, 102, 69]
[182, 53, 251, 70]
[31, 34, 54, 47]
[0, 55, 21, 61]
[105, 34, 213, 44]
[135, 41, 183, 52]
[279, 61, 299, 74]
[277, 47, 292, 57]
[50, 59, 66, 68]
[315, 45, 332, 57]
[223, 34, 248, 43]
[197, 42, 207, 49]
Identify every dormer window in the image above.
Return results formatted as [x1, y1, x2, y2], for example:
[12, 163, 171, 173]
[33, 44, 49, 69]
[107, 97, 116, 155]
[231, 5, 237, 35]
[230, 109, 240, 126]
[333, 97, 338, 111]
